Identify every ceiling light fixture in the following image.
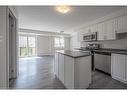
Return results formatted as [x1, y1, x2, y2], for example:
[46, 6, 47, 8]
[56, 5, 71, 14]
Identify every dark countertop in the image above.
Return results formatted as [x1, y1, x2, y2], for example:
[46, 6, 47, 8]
[75, 48, 127, 55]
[93, 48, 127, 55]
[56, 50, 91, 58]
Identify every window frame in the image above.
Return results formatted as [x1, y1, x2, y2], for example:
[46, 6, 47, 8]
[54, 37, 64, 49]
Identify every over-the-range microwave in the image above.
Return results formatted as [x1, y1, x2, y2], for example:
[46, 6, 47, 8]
[83, 32, 97, 41]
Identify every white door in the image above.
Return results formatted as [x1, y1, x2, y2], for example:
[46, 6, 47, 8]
[58, 53, 64, 84]
[64, 56, 74, 89]
[111, 54, 126, 81]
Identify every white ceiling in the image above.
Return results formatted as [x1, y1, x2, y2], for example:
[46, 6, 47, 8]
[17, 6, 126, 33]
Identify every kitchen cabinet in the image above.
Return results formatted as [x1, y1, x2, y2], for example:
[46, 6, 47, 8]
[78, 25, 98, 42]
[97, 22, 105, 40]
[54, 52, 59, 77]
[78, 30, 84, 42]
[111, 54, 126, 83]
[64, 56, 74, 88]
[58, 53, 65, 84]
[90, 24, 98, 33]
[84, 26, 91, 34]
[97, 19, 116, 41]
[105, 19, 116, 40]
[117, 14, 127, 33]
[54, 52, 91, 89]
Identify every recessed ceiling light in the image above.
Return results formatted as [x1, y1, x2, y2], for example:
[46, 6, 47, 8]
[55, 5, 71, 14]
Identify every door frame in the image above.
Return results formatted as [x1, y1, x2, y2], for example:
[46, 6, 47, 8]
[6, 7, 17, 88]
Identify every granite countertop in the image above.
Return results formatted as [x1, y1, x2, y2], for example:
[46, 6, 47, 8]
[75, 48, 127, 55]
[56, 50, 91, 58]
[93, 48, 127, 55]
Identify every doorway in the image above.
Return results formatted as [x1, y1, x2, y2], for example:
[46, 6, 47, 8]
[8, 9, 17, 80]
[19, 35, 36, 57]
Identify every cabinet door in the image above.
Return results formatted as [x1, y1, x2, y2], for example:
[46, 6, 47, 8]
[117, 15, 127, 33]
[126, 56, 127, 81]
[97, 22, 105, 40]
[94, 53, 111, 74]
[111, 54, 126, 81]
[54, 53, 59, 77]
[64, 56, 74, 89]
[90, 24, 98, 33]
[105, 19, 116, 40]
[78, 31, 84, 42]
[58, 53, 64, 84]
[85, 26, 91, 34]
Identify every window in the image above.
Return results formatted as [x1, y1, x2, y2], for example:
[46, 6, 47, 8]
[54, 37, 64, 49]
[19, 35, 36, 57]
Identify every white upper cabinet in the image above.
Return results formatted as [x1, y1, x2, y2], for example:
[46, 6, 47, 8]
[90, 24, 98, 33]
[104, 19, 116, 40]
[84, 26, 91, 34]
[97, 19, 116, 41]
[117, 14, 127, 33]
[97, 22, 105, 40]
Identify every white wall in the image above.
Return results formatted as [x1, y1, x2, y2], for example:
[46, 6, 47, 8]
[37, 35, 50, 56]
[0, 6, 8, 89]
[37, 35, 71, 56]
[64, 37, 70, 50]
[19, 29, 71, 56]
[70, 32, 80, 50]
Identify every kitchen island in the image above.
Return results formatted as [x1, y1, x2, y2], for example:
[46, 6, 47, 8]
[54, 50, 92, 89]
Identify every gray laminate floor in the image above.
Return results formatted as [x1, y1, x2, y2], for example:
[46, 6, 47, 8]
[9, 56, 65, 89]
[9, 56, 127, 89]
[88, 71, 127, 89]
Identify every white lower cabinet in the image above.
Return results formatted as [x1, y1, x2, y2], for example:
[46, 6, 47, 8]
[54, 52, 59, 77]
[111, 54, 127, 83]
[58, 53, 65, 84]
[64, 56, 74, 88]
[54, 52, 91, 89]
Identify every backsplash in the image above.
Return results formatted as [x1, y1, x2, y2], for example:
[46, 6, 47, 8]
[81, 33, 127, 49]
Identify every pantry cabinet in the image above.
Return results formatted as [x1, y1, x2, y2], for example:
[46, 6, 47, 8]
[111, 54, 127, 83]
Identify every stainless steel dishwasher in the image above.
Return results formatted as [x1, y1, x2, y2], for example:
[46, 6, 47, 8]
[94, 51, 111, 74]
